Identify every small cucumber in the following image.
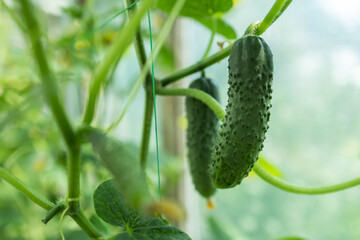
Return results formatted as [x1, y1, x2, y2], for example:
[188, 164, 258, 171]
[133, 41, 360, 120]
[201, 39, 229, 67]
[210, 35, 274, 188]
[186, 77, 219, 197]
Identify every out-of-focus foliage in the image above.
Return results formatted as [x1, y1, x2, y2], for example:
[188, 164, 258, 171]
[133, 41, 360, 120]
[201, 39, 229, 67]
[156, 0, 237, 38]
[93, 180, 191, 239]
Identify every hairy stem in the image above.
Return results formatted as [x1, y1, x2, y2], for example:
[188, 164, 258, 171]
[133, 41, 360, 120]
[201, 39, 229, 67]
[160, 44, 232, 87]
[0, 167, 55, 210]
[82, 0, 155, 125]
[157, 86, 360, 195]
[253, 163, 360, 194]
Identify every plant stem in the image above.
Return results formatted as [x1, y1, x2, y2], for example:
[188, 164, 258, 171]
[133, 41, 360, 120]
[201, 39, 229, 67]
[19, 0, 81, 214]
[125, 0, 154, 168]
[67, 145, 81, 214]
[0, 166, 102, 238]
[160, 44, 233, 87]
[157, 86, 360, 195]
[42, 203, 66, 224]
[140, 92, 154, 168]
[253, 163, 360, 194]
[82, 0, 155, 125]
[255, 0, 292, 35]
[1, 0, 26, 31]
[156, 87, 226, 121]
[71, 210, 103, 238]
[0, 167, 55, 210]
[18, 0, 76, 148]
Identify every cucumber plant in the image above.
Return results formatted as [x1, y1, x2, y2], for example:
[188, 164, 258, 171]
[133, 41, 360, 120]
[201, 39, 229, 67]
[1, 0, 360, 239]
[210, 34, 273, 189]
[186, 76, 219, 198]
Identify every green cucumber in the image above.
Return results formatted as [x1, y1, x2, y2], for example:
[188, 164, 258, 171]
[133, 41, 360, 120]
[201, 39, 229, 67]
[210, 35, 274, 188]
[186, 77, 219, 197]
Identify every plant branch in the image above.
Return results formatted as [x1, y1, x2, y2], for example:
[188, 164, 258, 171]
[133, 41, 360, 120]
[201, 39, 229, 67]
[71, 210, 103, 238]
[156, 87, 225, 121]
[253, 163, 360, 194]
[1, 0, 26, 31]
[140, 92, 154, 168]
[18, 0, 76, 148]
[82, 0, 155, 125]
[160, 44, 233, 87]
[254, 0, 293, 35]
[157, 86, 360, 195]
[106, 0, 185, 132]
[0, 166, 102, 238]
[67, 145, 81, 214]
[125, 0, 154, 167]
[19, 0, 81, 214]
[0, 166, 55, 210]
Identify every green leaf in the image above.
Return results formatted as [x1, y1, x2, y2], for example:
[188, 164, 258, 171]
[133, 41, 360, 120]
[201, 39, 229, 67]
[195, 16, 237, 39]
[156, 0, 233, 18]
[207, 216, 235, 240]
[81, 127, 151, 209]
[94, 180, 192, 240]
[94, 179, 138, 227]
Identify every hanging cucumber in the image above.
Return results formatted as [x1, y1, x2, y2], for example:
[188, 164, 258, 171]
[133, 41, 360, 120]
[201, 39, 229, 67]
[210, 35, 274, 189]
[186, 76, 219, 198]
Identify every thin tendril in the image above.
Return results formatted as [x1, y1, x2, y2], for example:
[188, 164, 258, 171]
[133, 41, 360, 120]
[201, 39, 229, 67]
[147, 11, 161, 201]
[59, 206, 70, 240]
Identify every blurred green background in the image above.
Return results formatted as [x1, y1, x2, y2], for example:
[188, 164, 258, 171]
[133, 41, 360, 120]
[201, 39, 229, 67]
[1, 0, 360, 239]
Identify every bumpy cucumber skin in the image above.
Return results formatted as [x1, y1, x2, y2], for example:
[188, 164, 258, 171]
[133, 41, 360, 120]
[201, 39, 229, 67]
[186, 77, 219, 197]
[210, 35, 273, 189]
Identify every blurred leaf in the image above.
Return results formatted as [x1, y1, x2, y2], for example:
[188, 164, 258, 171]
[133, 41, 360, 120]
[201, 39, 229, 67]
[62, 5, 84, 19]
[276, 237, 306, 240]
[206, 216, 236, 240]
[60, 230, 89, 240]
[156, 0, 233, 18]
[81, 127, 151, 209]
[93, 179, 138, 227]
[195, 16, 237, 39]
[157, 44, 175, 72]
[94, 180, 192, 240]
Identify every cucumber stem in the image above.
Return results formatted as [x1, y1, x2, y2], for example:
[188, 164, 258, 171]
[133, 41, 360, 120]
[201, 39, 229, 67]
[161, 44, 233, 87]
[255, 0, 293, 35]
[253, 163, 360, 194]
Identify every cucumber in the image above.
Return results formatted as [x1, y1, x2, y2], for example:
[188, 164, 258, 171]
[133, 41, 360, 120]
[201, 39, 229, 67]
[210, 35, 274, 188]
[186, 77, 219, 197]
